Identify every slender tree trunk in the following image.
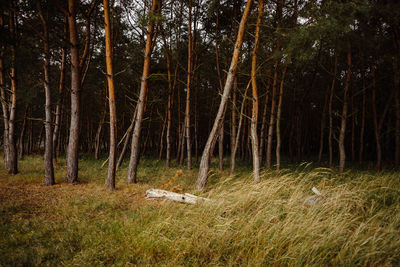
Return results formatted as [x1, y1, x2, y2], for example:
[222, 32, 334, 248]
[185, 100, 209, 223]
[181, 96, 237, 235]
[266, 47, 280, 169]
[196, 0, 253, 190]
[116, 109, 135, 170]
[104, 0, 117, 190]
[329, 54, 337, 168]
[351, 94, 356, 162]
[95, 107, 106, 160]
[371, 63, 381, 171]
[359, 64, 366, 166]
[259, 80, 270, 162]
[0, 13, 9, 170]
[276, 64, 287, 171]
[185, 0, 193, 170]
[230, 78, 237, 174]
[18, 107, 27, 160]
[160, 30, 175, 167]
[8, 4, 18, 175]
[393, 37, 400, 167]
[53, 16, 67, 163]
[38, 4, 55, 185]
[250, 0, 263, 181]
[127, 0, 160, 184]
[338, 41, 351, 174]
[230, 83, 249, 175]
[66, 0, 81, 183]
[318, 86, 329, 165]
[158, 110, 167, 160]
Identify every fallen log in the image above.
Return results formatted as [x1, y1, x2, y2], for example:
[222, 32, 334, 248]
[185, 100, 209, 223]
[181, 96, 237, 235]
[146, 189, 210, 204]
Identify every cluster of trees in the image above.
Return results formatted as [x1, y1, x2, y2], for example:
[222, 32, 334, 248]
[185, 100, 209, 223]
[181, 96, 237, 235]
[0, 0, 399, 190]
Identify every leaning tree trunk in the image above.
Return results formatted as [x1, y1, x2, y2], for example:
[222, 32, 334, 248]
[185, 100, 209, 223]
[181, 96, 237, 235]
[338, 41, 351, 174]
[38, 4, 55, 185]
[250, 0, 263, 181]
[104, 0, 117, 190]
[66, 0, 81, 183]
[229, 78, 237, 174]
[127, 0, 160, 184]
[196, 0, 253, 190]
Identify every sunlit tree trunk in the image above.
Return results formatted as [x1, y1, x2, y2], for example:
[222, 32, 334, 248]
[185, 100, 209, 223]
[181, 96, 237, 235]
[127, 0, 161, 184]
[338, 41, 351, 174]
[196, 0, 253, 190]
[229, 78, 237, 174]
[104, 0, 117, 190]
[250, 0, 263, 181]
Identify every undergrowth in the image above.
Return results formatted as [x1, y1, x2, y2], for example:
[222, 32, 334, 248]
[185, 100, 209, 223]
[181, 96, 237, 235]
[0, 155, 399, 266]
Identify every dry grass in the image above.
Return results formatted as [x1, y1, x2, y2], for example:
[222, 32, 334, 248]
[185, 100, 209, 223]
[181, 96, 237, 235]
[1, 156, 400, 266]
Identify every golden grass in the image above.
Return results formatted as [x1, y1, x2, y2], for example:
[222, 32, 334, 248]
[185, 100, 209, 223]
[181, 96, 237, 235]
[1, 156, 399, 266]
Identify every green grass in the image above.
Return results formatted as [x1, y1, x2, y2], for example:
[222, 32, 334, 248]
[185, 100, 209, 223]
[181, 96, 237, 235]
[1, 155, 400, 266]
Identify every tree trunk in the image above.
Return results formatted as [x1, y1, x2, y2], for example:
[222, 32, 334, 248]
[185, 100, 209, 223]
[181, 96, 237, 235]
[196, 0, 253, 190]
[318, 86, 329, 165]
[53, 15, 67, 163]
[259, 79, 270, 162]
[95, 108, 106, 160]
[127, 0, 160, 184]
[250, 0, 263, 181]
[66, 0, 81, 183]
[116, 106, 137, 171]
[393, 36, 400, 167]
[104, 0, 117, 190]
[0, 12, 9, 170]
[230, 78, 237, 174]
[276, 64, 287, 171]
[338, 41, 351, 174]
[359, 63, 366, 166]
[266, 50, 280, 169]
[18, 107, 27, 160]
[328, 54, 337, 168]
[38, 4, 55, 185]
[8, 4, 18, 175]
[185, 0, 193, 170]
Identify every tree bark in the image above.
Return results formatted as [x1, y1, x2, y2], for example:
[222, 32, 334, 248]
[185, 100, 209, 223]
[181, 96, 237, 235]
[276, 64, 287, 171]
[127, 0, 160, 184]
[318, 86, 329, 165]
[338, 41, 351, 174]
[38, 3, 55, 185]
[250, 0, 263, 181]
[196, 0, 253, 190]
[230, 78, 237, 174]
[104, 0, 117, 190]
[8, 3, 18, 175]
[53, 15, 67, 163]
[0, 12, 10, 170]
[328, 54, 337, 168]
[95, 107, 106, 160]
[66, 0, 81, 183]
[359, 62, 366, 166]
[185, 0, 193, 170]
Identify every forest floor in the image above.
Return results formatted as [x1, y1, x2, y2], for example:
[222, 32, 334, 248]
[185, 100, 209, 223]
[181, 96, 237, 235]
[1, 155, 400, 266]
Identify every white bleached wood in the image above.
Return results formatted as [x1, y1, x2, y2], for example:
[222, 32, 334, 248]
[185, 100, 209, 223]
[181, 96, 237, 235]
[146, 189, 210, 204]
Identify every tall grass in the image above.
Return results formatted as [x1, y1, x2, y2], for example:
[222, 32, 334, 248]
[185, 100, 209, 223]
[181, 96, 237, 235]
[0, 155, 399, 265]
